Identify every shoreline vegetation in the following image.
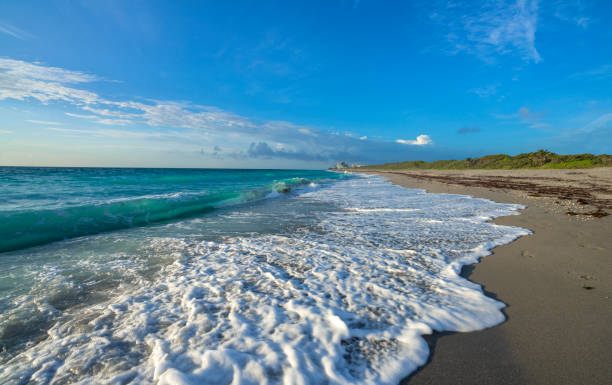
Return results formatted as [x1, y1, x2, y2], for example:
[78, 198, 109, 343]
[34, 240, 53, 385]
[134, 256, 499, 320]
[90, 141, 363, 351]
[352, 150, 612, 170]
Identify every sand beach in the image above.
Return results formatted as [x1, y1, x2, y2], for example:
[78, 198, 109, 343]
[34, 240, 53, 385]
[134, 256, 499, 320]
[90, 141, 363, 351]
[358, 169, 612, 384]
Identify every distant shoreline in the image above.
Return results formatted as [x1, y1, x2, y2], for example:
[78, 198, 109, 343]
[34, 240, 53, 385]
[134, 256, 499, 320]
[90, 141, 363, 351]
[360, 168, 612, 384]
[349, 150, 612, 171]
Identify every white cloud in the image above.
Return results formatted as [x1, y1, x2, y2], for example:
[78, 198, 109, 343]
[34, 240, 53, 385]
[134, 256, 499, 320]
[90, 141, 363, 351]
[469, 84, 498, 98]
[551, 112, 612, 152]
[395, 134, 432, 146]
[434, 0, 541, 63]
[25, 119, 62, 125]
[574, 16, 590, 28]
[0, 129, 12, 134]
[581, 113, 612, 133]
[0, 58, 98, 84]
[0, 23, 32, 40]
[550, 0, 591, 28]
[65, 112, 98, 119]
[359, 136, 367, 140]
[0, 60, 258, 133]
[569, 65, 612, 81]
[95, 118, 134, 126]
[82, 105, 140, 118]
[0, 59, 99, 104]
[298, 127, 317, 136]
[46, 126, 149, 139]
[0, 58, 444, 164]
[45, 126, 213, 141]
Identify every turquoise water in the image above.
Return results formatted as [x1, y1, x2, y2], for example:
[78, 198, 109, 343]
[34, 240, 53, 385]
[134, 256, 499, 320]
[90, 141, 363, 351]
[0, 167, 343, 253]
[0, 168, 529, 384]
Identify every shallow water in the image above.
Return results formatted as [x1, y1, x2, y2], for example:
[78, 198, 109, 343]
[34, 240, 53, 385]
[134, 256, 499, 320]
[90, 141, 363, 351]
[0, 168, 529, 384]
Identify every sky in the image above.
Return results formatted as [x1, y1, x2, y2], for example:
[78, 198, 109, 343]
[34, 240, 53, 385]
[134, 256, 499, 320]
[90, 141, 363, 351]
[0, 0, 611, 168]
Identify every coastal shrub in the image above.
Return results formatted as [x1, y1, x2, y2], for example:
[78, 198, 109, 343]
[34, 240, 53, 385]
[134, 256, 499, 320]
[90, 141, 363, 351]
[355, 151, 612, 170]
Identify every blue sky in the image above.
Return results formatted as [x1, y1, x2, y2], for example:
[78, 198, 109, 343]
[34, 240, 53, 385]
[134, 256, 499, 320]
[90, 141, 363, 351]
[1, 0, 610, 168]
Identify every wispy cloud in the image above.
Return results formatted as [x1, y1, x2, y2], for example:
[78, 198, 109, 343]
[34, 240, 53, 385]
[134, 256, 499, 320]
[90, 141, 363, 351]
[395, 134, 432, 145]
[469, 84, 498, 98]
[528, 122, 551, 128]
[0, 59, 98, 84]
[297, 127, 318, 137]
[457, 126, 481, 134]
[82, 105, 141, 118]
[66, 112, 133, 126]
[550, 0, 591, 28]
[432, 0, 541, 63]
[45, 126, 213, 141]
[495, 106, 549, 128]
[0, 129, 12, 134]
[0, 58, 99, 104]
[1, 58, 441, 164]
[65, 112, 98, 119]
[95, 118, 134, 126]
[0, 22, 32, 40]
[25, 119, 62, 126]
[581, 113, 612, 133]
[569, 64, 612, 81]
[551, 112, 612, 151]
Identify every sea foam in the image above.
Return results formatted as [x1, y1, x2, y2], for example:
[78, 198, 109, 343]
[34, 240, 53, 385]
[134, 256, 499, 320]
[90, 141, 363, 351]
[0, 175, 529, 384]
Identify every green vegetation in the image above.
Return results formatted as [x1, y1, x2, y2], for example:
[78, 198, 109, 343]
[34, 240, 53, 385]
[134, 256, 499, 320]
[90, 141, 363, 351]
[355, 150, 612, 170]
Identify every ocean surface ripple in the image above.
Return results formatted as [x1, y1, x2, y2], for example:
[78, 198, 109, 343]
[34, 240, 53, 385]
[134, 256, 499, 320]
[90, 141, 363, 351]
[0, 171, 529, 384]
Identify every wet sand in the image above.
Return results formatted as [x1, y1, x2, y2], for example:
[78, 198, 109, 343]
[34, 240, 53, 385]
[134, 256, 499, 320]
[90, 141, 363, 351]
[359, 169, 612, 385]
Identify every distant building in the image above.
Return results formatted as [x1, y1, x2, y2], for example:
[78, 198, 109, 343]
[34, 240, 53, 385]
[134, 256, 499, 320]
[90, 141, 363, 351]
[332, 161, 350, 170]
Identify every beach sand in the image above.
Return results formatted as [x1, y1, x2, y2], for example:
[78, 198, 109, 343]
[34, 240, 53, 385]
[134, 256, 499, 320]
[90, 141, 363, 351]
[358, 169, 612, 385]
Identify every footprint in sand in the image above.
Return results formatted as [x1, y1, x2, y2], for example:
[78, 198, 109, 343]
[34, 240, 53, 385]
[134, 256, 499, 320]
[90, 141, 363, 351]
[579, 244, 605, 251]
[521, 250, 535, 258]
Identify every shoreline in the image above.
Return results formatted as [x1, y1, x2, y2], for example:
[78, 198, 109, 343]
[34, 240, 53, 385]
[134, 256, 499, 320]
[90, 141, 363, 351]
[357, 169, 612, 384]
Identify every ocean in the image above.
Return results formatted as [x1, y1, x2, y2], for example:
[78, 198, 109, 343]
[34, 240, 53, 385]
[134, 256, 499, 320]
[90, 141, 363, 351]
[0, 167, 529, 384]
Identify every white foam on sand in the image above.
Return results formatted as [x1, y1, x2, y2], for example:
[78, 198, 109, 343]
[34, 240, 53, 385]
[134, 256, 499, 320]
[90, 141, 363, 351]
[0, 175, 530, 385]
